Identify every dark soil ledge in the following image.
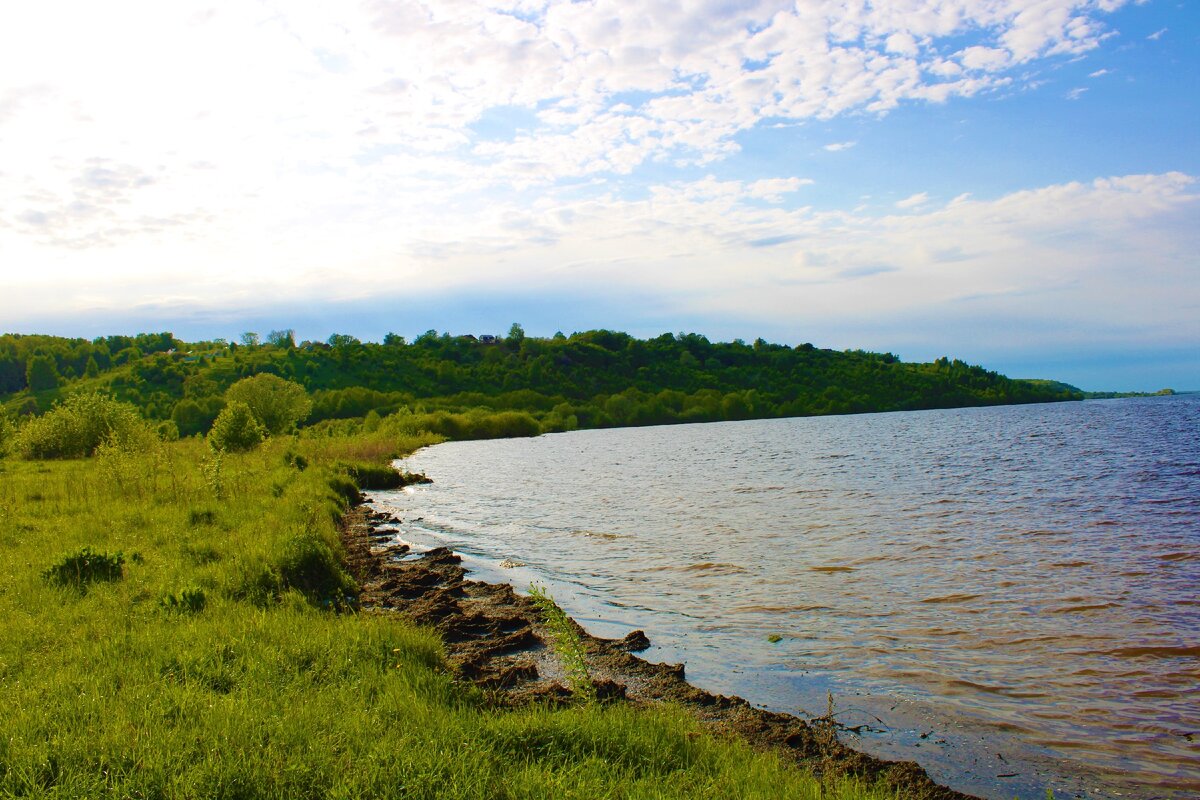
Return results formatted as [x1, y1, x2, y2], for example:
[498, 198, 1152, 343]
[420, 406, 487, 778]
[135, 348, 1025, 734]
[342, 505, 977, 800]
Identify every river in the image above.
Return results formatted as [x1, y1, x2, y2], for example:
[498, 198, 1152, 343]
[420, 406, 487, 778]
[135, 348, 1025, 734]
[370, 395, 1199, 799]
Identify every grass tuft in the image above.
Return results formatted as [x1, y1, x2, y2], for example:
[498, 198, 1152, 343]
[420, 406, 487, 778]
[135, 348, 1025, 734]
[42, 546, 125, 588]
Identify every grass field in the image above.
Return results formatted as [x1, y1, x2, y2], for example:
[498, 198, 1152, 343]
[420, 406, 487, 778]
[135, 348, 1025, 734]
[0, 433, 896, 799]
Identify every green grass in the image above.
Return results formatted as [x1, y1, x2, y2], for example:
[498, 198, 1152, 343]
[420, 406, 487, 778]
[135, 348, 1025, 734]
[0, 438, 897, 799]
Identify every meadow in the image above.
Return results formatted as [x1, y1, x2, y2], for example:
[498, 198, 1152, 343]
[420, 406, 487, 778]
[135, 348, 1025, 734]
[0, 415, 898, 798]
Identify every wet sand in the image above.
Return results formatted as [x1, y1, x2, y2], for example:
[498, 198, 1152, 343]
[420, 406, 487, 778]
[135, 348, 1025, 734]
[342, 503, 976, 800]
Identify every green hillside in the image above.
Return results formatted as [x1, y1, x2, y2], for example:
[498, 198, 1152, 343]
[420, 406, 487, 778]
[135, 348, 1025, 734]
[0, 328, 1081, 437]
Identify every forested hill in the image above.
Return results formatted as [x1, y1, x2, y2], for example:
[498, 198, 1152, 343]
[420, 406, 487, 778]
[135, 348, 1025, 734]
[0, 328, 1081, 437]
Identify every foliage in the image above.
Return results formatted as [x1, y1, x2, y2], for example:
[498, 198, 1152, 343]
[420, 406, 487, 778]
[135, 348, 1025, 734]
[267, 328, 296, 349]
[25, 353, 59, 391]
[207, 401, 266, 453]
[161, 585, 208, 614]
[171, 398, 210, 437]
[529, 583, 596, 704]
[13, 392, 147, 459]
[42, 546, 125, 587]
[276, 527, 357, 609]
[225, 373, 312, 435]
[339, 461, 403, 489]
[2, 328, 1083, 449]
[0, 413, 12, 458]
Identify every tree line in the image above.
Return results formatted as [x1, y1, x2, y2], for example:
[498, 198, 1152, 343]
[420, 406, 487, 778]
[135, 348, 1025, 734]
[0, 327, 1083, 441]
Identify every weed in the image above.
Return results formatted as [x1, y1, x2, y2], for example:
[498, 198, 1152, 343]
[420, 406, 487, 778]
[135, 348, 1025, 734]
[161, 586, 207, 614]
[200, 448, 224, 499]
[43, 547, 125, 588]
[188, 508, 216, 526]
[528, 583, 596, 704]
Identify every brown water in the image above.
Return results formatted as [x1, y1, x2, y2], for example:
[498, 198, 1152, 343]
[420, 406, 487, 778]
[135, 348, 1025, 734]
[373, 396, 1200, 799]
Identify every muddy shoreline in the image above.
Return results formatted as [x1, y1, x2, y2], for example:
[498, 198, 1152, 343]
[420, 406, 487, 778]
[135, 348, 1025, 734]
[341, 503, 976, 800]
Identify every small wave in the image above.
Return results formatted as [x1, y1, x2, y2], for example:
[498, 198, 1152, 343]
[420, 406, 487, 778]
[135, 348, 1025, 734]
[1156, 552, 1198, 562]
[920, 593, 981, 604]
[808, 565, 856, 573]
[1102, 645, 1200, 659]
[731, 604, 832, 613]
[1049, 561, 1093, 568]
[572, 529, 623, 540]
[1050, 603, 1117, 613]
[665, 562, 748, 575]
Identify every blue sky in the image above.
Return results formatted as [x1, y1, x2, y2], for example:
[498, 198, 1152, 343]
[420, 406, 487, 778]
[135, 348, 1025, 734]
[1, 0, 1197, 391]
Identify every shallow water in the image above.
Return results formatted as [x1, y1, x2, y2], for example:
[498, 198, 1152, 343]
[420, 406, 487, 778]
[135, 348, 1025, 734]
[372, 396, 1200, 799]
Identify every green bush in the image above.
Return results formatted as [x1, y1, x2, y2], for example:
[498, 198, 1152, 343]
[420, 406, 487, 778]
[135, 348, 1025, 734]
[340, 461, 403, 489]
[277, 531, 356, 609]
[207, 401, 266, 453]
[43, 547, 125, 587]
[225, 374, 312, 435]
[13, 392, 146, 459]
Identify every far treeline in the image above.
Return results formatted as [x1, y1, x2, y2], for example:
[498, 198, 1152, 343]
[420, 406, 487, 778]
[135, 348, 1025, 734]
[0, 326, 1083, 442]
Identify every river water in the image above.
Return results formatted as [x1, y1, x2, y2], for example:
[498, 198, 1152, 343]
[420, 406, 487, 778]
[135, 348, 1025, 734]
[370, 396, 1199, 799]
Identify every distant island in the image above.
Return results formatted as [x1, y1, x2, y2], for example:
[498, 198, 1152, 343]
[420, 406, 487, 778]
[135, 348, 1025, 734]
[1082, 388, 1176, 400]
[1, 327, 1083, 438]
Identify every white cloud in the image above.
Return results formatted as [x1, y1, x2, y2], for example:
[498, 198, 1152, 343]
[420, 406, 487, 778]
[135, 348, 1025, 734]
[1089, 68, 1110, 78]
[1066, 87, 1088, 100]
[0, 0, 1177, 355]
[896, 192, 930, 209]
[1147, 27, 1167, 41]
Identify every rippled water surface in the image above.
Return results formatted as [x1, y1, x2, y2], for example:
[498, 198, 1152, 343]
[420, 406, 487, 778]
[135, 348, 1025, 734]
[373, 396, 1200, 799]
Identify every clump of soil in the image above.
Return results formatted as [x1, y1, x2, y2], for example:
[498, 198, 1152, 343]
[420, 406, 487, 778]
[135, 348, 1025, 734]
[342, 505, 976, 800]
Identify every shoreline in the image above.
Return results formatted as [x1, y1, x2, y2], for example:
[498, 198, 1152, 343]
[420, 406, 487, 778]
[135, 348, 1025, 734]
[341, 502, 976, 800]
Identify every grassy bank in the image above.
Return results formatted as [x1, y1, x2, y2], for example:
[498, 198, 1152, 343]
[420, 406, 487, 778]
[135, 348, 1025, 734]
[0, 434, 897, 799]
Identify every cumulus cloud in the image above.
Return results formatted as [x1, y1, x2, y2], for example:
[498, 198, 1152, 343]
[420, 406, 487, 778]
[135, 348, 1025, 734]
[2, 0, 1185, 372]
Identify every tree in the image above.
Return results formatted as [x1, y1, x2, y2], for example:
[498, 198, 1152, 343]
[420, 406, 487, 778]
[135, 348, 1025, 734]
[327, 333, 360, 349]
[267, 329, 296, 349]
[171, 399, 209, 437]
[383, 332, 406, 346]
[84, 356, 100, 378]
[224, 374, 312, 435]
[207, 401, 265, 453]
[26, 354, 58, 391]
[240, 332, 260, 348]
[507, 323, 526, 346]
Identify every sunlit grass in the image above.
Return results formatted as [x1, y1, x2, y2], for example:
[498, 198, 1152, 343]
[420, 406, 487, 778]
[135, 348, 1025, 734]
[0, 439, 896, 799]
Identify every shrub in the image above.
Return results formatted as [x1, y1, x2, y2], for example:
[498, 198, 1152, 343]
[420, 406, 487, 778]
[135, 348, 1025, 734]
[0, 414, 13, 458]
[14, 392, 146, 459]
[225, 374, 312, 435]
[207, 401, 266, 453]
[277, 531, 356, 609]
[43, 547, 125, 587]
[339, 461, 403, 490]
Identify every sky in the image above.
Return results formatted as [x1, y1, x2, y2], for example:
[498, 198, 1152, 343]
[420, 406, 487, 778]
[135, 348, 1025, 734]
[1, 1, 1197, 391]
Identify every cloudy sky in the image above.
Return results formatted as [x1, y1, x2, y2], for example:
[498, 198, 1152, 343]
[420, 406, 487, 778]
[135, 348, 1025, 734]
[1, 1, 1196, 390]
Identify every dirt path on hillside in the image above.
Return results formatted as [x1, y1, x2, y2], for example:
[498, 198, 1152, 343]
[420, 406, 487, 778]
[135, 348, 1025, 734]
[341, 504, 976, 800]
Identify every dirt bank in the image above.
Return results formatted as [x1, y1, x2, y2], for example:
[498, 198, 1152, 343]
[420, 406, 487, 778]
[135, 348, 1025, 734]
[342, 504, 977, 800]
